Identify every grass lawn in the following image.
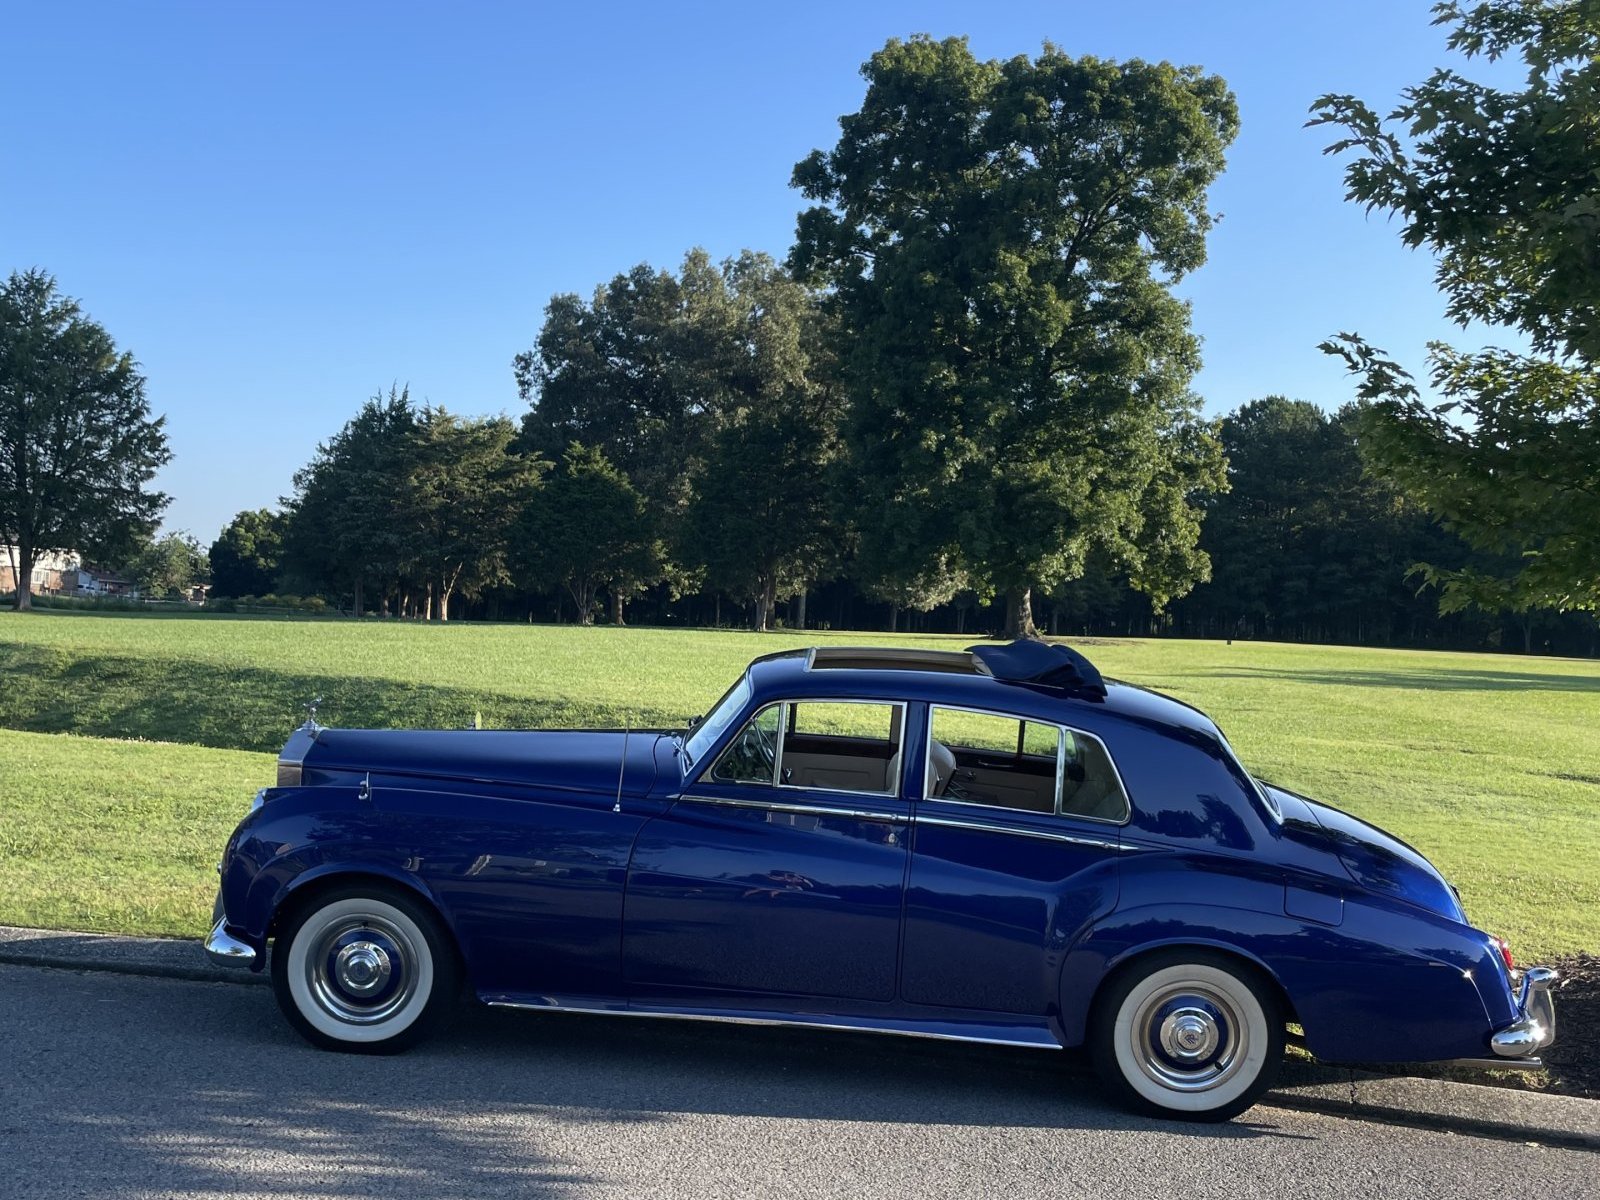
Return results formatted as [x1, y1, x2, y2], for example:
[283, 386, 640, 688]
[2, 609, 1597, 957]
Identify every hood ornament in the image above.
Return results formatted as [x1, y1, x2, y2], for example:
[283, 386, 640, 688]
[300, 696, 324, 732]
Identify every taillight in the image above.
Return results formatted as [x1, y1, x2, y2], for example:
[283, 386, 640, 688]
[1489, 935, 1514, 972]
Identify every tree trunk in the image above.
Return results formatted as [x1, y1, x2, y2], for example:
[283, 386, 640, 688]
[1522, 615, 1534, 655]
[611, 589, 625, 626]
[890, 604, 899, 633]
[571, 580, 595, 625]
[1004, 587, 1037, 639]
[794, 591, 807, 630]
[353, 579, 364, 619]
[11, 539, 33, 610]
[714, 593, 721, 627]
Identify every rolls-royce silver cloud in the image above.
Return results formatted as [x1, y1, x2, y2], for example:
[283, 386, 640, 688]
[206, 640, 1558, 1121]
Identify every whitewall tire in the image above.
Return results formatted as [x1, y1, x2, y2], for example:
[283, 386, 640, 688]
[271, 885, 459, 1054]
[1089, 951, 1284, 1122]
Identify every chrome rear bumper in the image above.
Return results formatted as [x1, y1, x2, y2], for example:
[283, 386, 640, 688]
[1489, 966, 1559, 1058]
[204, 919, 258, 969]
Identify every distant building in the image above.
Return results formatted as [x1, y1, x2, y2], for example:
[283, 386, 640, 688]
[70, 566, 136, 598]
[0, 546, 80, 596]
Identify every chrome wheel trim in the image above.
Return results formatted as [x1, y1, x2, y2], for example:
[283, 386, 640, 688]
[1132, 987, 1243, 1092]
[285, 897, 435, 1043]
[1111, 962, 1270, 1114]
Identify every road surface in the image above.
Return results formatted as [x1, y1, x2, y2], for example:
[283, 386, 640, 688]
[1, 963, 1594, 1199]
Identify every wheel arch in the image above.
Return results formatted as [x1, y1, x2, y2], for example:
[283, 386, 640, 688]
[269, 865, 466, 975]
[1058, 930, 1302, 1049]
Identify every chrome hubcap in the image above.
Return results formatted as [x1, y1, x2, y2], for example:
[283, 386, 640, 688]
[1159, 1007, 1220, 1062]
[305, 915, 420, 1025]
[1131, 984, 1247, 1093]
[334, 941, 392, 996]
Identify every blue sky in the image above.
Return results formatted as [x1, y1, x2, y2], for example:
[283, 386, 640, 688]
[1, 1, 1516, 542]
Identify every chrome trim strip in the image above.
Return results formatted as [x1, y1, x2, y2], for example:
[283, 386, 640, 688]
[679, 794, 907, 824]
[485, 1000, 1061, 1050]
[203, 919, 257, 969]
[915, 813, 1131, 853]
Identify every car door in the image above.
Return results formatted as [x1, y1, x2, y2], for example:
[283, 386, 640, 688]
[900, 704, 1126, 1015]
[623, 698, 912, 1005]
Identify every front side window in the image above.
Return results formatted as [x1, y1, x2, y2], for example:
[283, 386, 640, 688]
[926, 705, 1129, 823]
[708, 699, 904, 796]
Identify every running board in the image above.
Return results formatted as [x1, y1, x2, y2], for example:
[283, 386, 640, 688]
[482, 994, 1064, 1050]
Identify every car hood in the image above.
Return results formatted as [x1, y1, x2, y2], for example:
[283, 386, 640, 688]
[298, 727, 668, 797]
[1267, 784, 1464, 922]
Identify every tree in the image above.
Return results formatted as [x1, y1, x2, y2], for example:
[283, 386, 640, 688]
[682, 254, 843, 631]
[515, 444, 664, 625]
[1312, 0, 1600, 623]
[0, 270, 170, 610]
[408, 407, 543, 622]
[129, 531, 208, 598]
[209, 509, 287, 597]
[283, 387, 420, 614]
[791, 37, 1234, 637]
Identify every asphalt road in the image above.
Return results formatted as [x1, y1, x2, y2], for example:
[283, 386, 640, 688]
[2, 963, 1595, 1200]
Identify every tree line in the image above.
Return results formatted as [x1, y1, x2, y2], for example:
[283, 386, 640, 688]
[7, 4, 1599, 654]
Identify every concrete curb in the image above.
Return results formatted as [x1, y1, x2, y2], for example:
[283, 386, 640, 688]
[1268, 1060, 1599, 1149]
[2, 924, 1595, 1146]
[0, 923, 267, 987]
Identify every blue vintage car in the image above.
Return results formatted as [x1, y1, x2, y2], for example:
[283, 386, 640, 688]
[207, 640, 1558, 1121]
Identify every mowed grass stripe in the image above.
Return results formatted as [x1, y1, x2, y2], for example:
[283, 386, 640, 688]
[1, 611, 1596, 954]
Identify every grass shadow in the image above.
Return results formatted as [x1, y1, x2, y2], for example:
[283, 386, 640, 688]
[1162, 665, 1600, 694]
[0, 645, 676, 753]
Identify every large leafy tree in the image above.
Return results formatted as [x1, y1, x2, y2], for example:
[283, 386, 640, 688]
[209, 508, 287, 597]
[683, 253, 843, 631]
[284, 387, 421, 614]
[408, 407, 542, 621]
[791, 37, 1235, 637]
[0, 270, 170, 610]
[1312, 0, 1600, 619]
[515, 443, 664, 625]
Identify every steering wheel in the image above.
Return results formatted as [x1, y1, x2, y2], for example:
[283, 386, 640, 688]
[716, 716, 777, 782]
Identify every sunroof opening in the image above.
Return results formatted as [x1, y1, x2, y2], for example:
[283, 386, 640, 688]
[807, 648, 983, 674]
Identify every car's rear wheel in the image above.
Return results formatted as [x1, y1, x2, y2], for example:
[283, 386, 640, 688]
[270, 884, 458, 1054]
[1089, 950, 1283, 1122]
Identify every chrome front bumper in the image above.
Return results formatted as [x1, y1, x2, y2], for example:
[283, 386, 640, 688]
[204, 919, 258, 969]
[1489, 966, 1559, 1058]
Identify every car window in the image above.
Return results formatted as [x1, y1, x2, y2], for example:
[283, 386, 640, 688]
[710, 703, 781, 784]
[1059, 730, 1131, 823]
[685, 676, 752, 767]
[927, 706, 1128, 823]
[708, 699, 904, 797]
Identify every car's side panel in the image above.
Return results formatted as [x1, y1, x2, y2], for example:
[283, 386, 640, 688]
[376, 781, 660, 998]
[900, 807, 1121, 1014]
[622, 784, 911, 1003]
[1056, 847, 1511, 1062]
[225, 778, 661, 998]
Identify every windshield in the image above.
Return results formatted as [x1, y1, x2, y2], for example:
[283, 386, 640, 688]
[683, 675, 752, 768]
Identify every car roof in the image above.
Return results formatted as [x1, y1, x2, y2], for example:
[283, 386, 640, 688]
[744, 644, 1224, 743]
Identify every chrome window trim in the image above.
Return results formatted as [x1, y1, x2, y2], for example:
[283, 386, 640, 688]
[679, 793, 908, 824]
[915, 812, 1134, 853]
[922, 702, 1132, 827]
[694, 697, 908, 801]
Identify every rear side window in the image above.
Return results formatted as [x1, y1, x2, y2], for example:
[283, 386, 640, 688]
[927, 706, 1128, 823]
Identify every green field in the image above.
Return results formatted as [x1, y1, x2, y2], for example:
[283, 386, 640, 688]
[2, 610, 1597, 957]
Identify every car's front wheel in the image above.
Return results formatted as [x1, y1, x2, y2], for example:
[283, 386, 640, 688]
[271, 884, 459, 1054]
[1089, 950, 1284, 1121]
